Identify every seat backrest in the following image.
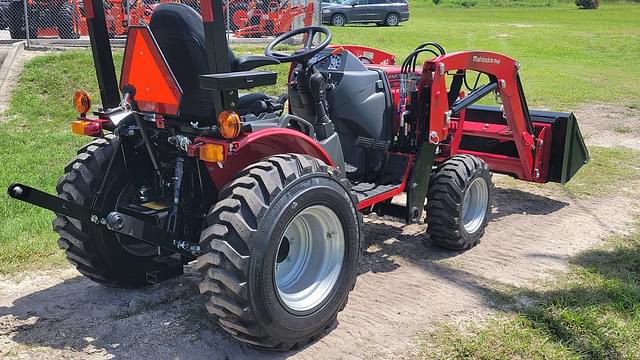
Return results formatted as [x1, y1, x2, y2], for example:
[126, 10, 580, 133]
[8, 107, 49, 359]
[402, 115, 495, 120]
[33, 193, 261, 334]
[149, 3, 236, 123]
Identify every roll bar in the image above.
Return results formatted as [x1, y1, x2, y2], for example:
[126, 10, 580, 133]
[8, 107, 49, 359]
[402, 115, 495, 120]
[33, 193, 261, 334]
[86, 0, 235, 117]
[84, 0, 120, 109]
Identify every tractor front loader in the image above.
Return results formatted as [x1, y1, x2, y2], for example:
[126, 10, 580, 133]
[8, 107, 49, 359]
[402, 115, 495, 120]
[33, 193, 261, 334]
[7, 0, 588, 351]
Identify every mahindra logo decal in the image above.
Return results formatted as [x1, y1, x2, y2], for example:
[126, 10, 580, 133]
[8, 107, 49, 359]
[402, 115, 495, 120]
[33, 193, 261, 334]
[472, 55, 501, 65]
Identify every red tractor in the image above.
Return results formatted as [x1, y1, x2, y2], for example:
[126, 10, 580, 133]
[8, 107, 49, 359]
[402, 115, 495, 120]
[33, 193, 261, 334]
[234, 0, 315, 37]
[6, 0, 152, 39]
[8, 1, 588, 351]
[7, 0, 84, 39]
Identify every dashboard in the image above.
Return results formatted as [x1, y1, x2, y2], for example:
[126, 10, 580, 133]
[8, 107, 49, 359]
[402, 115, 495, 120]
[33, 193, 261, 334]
[309, 51, 345, 72]
[289, 49, 373, 93]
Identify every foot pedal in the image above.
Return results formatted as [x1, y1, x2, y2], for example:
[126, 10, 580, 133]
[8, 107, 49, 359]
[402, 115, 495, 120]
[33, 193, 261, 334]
[354, 137, 390, 179]
[355, 137, 390, 151]
[345, 163, 358, 174]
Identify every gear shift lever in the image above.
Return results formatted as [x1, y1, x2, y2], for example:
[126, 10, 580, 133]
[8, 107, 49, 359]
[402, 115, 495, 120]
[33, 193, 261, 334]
[308, 71, 334, 139]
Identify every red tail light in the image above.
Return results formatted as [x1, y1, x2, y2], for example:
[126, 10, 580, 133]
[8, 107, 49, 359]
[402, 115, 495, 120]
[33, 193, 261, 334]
[120, 26, 182, 116]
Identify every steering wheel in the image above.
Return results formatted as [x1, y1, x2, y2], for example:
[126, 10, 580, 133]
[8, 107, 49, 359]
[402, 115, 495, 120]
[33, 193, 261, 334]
[265, 26, 332, 63]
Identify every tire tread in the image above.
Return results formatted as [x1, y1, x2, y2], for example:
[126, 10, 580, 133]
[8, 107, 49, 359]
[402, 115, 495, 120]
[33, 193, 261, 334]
[198, 154, 353, 350]
[425, 155, 492, 250]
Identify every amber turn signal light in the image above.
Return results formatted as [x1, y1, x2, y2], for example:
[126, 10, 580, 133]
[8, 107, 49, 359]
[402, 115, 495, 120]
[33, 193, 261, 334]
[217, 110, 241, 139]
[73, 90, 91, 115]
[71, 120, 102, 137]
[71, 120, 90, 135]
[199, 143, 225, 163]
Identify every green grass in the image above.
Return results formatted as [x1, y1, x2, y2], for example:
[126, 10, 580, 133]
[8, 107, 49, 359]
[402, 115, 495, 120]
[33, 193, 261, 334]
[0, 2, 639, 274]
[419, 220, 640, 359]
[0, 51, 110, 274]
[563, 146, 640, 197]
[413, 0, 557, 7]
[331, 2, 640, 109]
[612, 124, 633, 134]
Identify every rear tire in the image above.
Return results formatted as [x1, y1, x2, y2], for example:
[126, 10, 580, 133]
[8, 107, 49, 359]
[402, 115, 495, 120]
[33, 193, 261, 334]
[54, 135, 181, 288]
[425, 155, 493, 250]
[331, 13, 346, 27]
[197, 154, 361, 350]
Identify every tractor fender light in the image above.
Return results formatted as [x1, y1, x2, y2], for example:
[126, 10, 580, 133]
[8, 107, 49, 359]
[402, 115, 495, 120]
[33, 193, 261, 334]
[218, 111, 241, 139]
[73, 90, 91, 116]
[71, 120, 102, 137]
[199, 143, 225, 163]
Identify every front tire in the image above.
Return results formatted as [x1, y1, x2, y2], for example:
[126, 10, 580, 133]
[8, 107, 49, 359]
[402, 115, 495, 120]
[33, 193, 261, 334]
[425, 155, 493, 250]
[197, 154, 361, 350]
[331, 13, 346, 27]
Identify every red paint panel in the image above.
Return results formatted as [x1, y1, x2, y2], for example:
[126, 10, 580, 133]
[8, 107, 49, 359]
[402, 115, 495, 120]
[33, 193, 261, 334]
[84, 0, 94, 19]
[200, 0, 213, 22]
[460, 121, 515, 142]
[203, 129, 336, 190]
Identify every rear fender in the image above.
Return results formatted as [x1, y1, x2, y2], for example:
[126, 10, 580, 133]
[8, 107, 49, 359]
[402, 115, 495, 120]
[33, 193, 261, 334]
[204, 128, 336, 189]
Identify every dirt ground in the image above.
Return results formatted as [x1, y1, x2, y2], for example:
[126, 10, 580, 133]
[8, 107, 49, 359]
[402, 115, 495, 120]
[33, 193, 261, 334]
[0, 47, 45, 117]
[1, 51, 639, 359]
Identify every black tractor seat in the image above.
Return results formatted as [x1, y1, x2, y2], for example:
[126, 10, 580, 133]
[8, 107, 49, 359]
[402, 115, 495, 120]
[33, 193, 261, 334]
[149, 3, 281, 123]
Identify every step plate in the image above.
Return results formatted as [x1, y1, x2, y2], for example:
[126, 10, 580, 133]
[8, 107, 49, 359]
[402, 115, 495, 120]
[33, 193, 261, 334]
[353, 182, 403, 210]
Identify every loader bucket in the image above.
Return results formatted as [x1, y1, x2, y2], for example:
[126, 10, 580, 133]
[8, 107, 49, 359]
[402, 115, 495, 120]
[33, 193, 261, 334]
[528, 109, 589, 184]
[462, 106, 589, 184]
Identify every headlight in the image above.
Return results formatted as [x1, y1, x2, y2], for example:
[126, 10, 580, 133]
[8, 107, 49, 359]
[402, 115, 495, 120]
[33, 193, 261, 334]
[322, 9, 331, 14]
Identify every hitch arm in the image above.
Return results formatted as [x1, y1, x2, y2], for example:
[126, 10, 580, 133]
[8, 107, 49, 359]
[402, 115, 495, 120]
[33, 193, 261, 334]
[7, 183, 200, 257]
[8, 183, 97, 223]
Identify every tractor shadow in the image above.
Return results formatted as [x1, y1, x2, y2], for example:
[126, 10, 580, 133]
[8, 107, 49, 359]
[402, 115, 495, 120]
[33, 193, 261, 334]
[0, 188, 568, 358]
[491, 187, 569, 221]
[0, 269, 282, 359]
[360, 223, 640, 357]
[358, 187, 569, 275]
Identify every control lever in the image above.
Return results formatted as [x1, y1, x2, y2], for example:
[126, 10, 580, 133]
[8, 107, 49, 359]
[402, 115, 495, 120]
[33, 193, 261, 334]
[309, 71, 335, 140]
[309, 72, 330, 124]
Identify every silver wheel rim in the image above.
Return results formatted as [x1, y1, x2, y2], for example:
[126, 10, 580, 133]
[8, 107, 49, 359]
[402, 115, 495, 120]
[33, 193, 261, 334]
[275, 205, 345, 312]
[462, 177, 489, 234]
[333, 15, 345, 26]
[387, 14, 398, 25]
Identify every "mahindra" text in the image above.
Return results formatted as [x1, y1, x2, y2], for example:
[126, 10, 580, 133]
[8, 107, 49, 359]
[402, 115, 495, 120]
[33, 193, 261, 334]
[472, 56, 501, 65]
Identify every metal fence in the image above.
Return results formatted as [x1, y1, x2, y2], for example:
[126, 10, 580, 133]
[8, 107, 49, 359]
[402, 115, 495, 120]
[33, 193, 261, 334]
[0, 0, 321, 45]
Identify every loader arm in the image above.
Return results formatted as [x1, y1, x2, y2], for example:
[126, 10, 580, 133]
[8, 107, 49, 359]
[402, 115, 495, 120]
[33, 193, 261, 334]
[420, 51, 538, 181]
